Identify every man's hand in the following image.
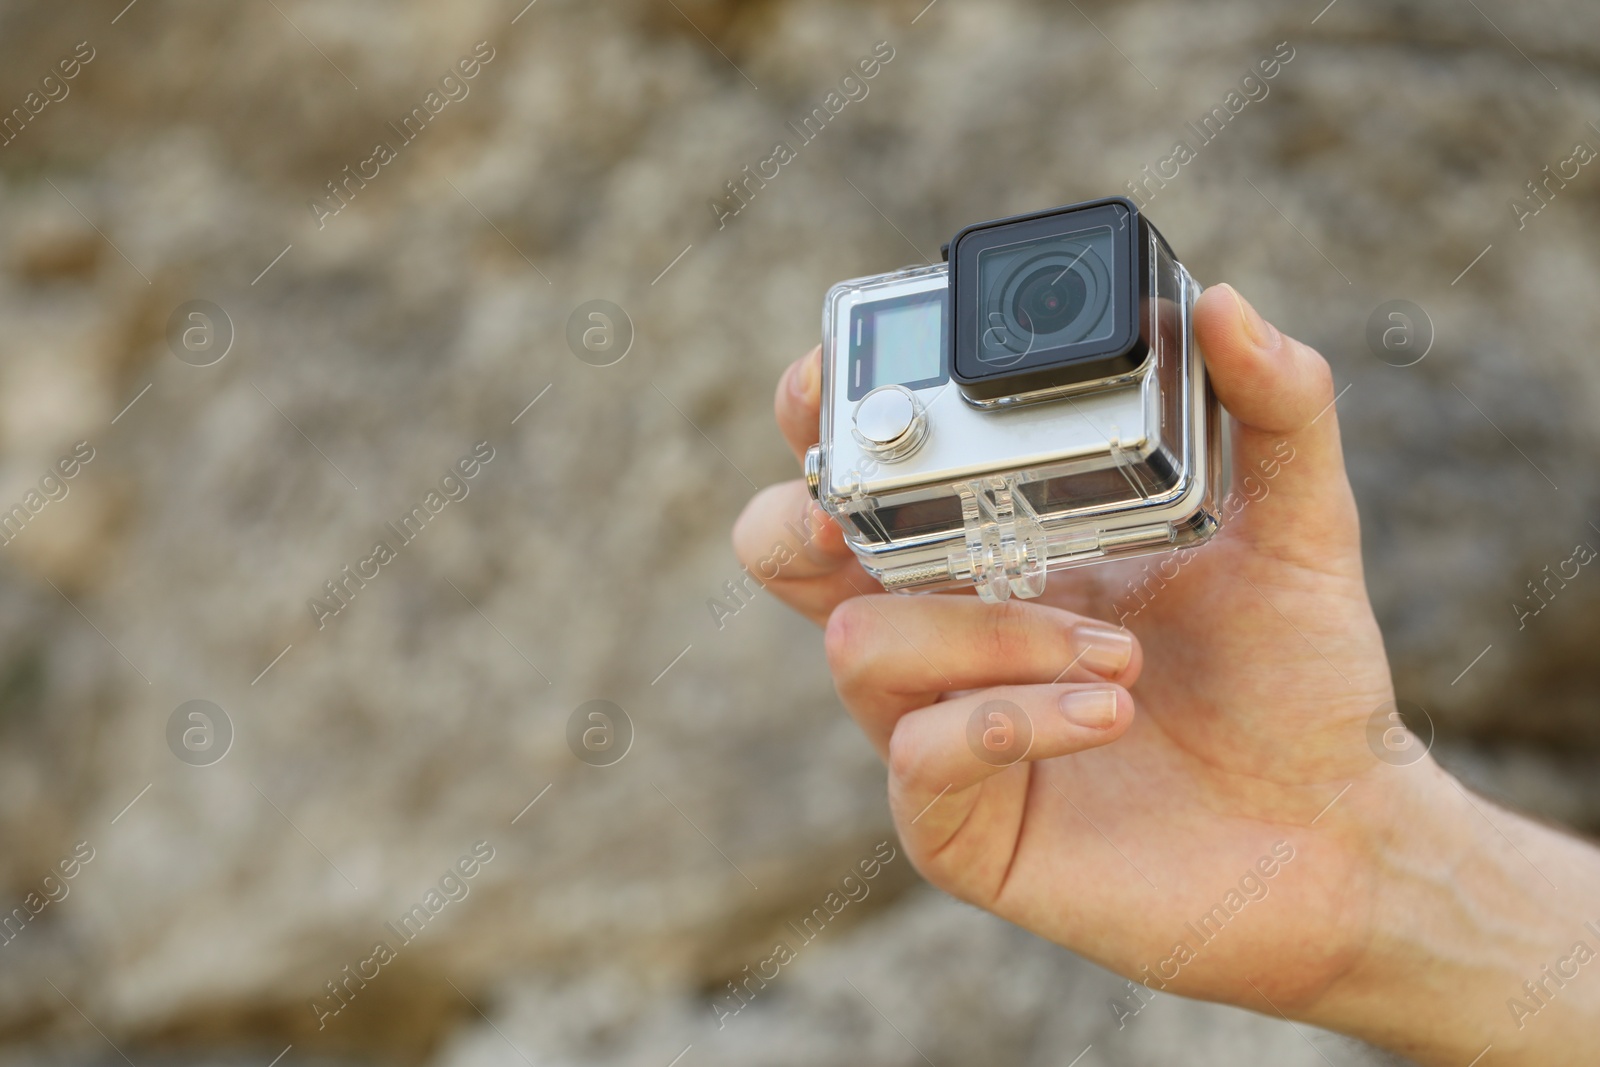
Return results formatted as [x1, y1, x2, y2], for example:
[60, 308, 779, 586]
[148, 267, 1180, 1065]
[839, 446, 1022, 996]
[733, 285, 1600, 1065]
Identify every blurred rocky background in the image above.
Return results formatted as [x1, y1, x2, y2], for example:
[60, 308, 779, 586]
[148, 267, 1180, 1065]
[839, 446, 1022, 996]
[0, 0, 1596, 1064]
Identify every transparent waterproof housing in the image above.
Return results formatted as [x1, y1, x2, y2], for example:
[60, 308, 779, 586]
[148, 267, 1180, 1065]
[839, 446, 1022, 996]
[804, 210, 1225, 603]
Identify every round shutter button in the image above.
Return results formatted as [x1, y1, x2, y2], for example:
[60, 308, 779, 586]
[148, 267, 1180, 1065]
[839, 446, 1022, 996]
[852, 385, 928, 461]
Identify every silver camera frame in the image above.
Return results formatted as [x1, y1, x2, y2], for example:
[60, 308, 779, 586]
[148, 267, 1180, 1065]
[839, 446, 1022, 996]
[804, 214, 1226, 603]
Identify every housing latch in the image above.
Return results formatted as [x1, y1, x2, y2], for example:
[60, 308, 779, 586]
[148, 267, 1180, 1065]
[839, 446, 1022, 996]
[950, 477, 1046, 603]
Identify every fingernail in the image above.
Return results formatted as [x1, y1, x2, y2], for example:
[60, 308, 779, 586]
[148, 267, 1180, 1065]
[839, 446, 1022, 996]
[1060, 687, 1120, 729]
[1074, 622, 1134, 677]
[1227, 285, 1281, 351]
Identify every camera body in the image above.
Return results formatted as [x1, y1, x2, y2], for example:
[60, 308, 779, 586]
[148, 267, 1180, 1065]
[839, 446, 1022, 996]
[804, 197, 1226, 603]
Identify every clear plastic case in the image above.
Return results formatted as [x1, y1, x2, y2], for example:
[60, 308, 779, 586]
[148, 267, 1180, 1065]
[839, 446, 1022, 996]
[805, 225, 1226, 603]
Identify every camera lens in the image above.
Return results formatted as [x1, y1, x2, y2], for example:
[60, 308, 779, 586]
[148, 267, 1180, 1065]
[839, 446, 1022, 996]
[1012, 266, 1088, 336]
[950, 201, 1142, 401]
[970, 221, 1120, 366]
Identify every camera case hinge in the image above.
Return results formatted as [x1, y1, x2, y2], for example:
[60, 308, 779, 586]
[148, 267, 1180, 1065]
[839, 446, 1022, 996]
[950, 477, 1046, 603]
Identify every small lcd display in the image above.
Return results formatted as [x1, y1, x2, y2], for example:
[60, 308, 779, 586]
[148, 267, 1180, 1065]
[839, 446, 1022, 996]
[872, 301, 941, 387]
[849, 289, 947, 401]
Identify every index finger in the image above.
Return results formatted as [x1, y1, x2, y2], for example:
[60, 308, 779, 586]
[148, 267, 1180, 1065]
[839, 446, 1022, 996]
[731, 479, 870, 627]
[776, 346, 822, 464]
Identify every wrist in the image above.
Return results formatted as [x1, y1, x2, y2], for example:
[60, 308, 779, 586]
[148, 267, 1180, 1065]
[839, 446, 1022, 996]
[1303, 758, 1600, 1065]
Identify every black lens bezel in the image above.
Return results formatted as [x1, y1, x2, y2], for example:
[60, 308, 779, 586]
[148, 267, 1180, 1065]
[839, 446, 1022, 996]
[949, 197, 1147, 402]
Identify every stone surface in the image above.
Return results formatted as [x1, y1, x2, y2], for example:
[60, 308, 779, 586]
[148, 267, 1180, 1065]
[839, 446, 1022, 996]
[0, 0, 1596, 1064]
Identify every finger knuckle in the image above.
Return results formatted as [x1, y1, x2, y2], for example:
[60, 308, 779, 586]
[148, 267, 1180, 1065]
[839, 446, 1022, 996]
[823, 598, 876, 680]
[974, 601, 1031, 664]
[980, 601, 1074, 674]
[886, 721, 931, 792]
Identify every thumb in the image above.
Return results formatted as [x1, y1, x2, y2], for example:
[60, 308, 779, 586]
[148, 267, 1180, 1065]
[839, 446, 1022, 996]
[886, 683, 1133, 852]
[1195, 283, 1360, 565]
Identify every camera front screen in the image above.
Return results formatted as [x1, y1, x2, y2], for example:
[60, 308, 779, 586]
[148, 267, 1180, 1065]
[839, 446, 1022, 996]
[848, 288, 947, 401]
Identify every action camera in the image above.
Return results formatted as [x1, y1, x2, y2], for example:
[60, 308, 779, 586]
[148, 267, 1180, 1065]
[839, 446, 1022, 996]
[804, 196, 1226, 603]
